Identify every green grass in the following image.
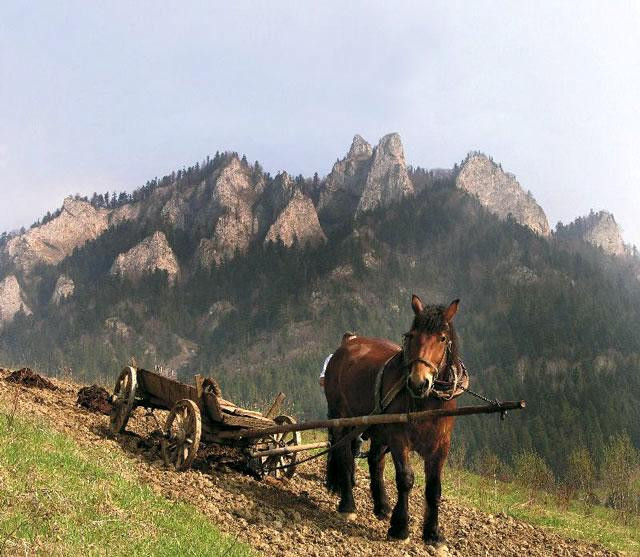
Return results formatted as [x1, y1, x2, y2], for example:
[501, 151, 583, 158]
[0, 413, 254, 557]
[439, 466, 640, 555]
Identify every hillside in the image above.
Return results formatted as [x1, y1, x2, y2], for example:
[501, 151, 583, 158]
[0, 368, 625, 555]
[1, 134, 639, 482]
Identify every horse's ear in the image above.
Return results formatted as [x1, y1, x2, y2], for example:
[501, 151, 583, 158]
[411, 294, 424, 315]
[443, 299, 460, 322]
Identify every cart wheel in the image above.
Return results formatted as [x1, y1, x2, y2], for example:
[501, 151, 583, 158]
[109, 366, 138, 434]
[263, 415, 302, 479]
[162, 399, 202, 471]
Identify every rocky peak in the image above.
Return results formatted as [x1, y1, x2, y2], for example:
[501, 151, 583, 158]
[456, 153, 551, 237]
[348, 134, 374, 161]
[0, 275, 31, 327]
[317, 135, 374, 222]
[5, 197, 111, 273]
[197, 158, 259, 267]
[356, 133, 414, 216]
[110, 231, 179, 284]
[51, 274, 75, 304]
[559, 211, 626, 256]
[265, 190, 327, 248]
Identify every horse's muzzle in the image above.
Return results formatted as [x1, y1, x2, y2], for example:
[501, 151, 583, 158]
[407, 375, 434, 399]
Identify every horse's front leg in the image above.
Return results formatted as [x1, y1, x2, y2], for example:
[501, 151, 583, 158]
[387, 442, 414, 541]
[422, 453, 446, 545]
[367, 440, 391, 519]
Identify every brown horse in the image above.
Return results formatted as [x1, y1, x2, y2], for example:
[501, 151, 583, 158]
[325, 294, 461, 544]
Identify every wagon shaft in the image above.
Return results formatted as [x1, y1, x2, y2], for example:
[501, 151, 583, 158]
[216, 400, 526, 441]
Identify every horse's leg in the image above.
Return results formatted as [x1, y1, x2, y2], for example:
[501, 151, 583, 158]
[367, 440, 390, 519]
[422, 450, 446, 545]
[387, 440, 414, 541]
[334, 427, 357, 518]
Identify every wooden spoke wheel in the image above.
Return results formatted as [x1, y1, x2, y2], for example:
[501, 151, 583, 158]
[161, 399, 202, 471]
[261, 415, 301, 479]
[109, 366, 138, 434]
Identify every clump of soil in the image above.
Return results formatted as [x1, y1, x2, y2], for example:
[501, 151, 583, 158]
[76, 385, 113, 415]
[5, 368, 57, 390]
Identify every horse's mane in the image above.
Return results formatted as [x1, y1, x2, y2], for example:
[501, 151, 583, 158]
[411, 304, 461, 365]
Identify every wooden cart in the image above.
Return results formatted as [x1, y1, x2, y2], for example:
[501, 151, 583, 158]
[109, 366, 318, 478]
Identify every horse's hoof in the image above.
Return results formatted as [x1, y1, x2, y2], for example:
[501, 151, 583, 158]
[423, 531, 445, 546]
[375, 510, 391, 520]
[387, 526, 410, 542]
[340, 512, 357, 522]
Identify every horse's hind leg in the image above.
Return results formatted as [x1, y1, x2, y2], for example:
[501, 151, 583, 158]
[387, 440, 414, 541]
[368, 440, 391, 519]
[331, 427, 357, 519]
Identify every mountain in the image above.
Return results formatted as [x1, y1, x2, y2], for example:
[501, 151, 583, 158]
[556, 210, 629, 256]
[1, 135, 639, 477]
[456, 153, 550, 236]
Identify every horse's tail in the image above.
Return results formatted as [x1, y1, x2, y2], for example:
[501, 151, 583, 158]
[325, 428, 341, 493]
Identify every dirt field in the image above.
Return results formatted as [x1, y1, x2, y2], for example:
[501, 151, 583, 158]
[0, 369, 618, 556]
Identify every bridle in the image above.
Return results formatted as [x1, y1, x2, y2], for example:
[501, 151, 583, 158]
[401, 331, 452, 399]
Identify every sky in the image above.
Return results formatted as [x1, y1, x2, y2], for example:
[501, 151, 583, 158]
[1, 1, 639, 246]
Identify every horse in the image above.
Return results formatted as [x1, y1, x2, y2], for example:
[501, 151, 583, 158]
[324, 294, 462, 544]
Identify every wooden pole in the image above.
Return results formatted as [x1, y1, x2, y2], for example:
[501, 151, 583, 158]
[217, 400, 526, 441]
[265, 392, 286, 419]
[249, 441, 330, 458]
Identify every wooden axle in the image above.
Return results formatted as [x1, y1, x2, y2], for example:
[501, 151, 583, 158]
[218, 400, 526, 441]
[248, 441, 330, 459]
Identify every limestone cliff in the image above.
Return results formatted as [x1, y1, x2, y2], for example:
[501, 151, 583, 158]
[318, 134, 373, 221]
[3, 197, 138, 273]
[0, 275, 31, 327]
[355, 133, 414, 217]
[265, 190, 326, 247]
[456, 154, 550, 237]
[51, 275, 75, 304]
[5, 198, 110, 273]
[197, 158, 259, 267]
[110, 231, 179, 284]
[558, 211, 627, 256]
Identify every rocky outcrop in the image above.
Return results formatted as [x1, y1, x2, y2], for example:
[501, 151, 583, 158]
[5, 198, 111, 273]
[0, 275, 31, 327]
[356, 133, 414, 217]
[110, 231, 179, 284]
[51, 275, 75, 304]
[558, 211, 627, 256]
[318, 135, 373, 222]
[265, 191, 326, 247]
[197, 158, 259, 267]
[161, 195, 189, 229]
[456, 154, 551, 236]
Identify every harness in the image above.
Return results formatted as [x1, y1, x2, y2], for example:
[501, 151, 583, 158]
[374, 334, 470, 411]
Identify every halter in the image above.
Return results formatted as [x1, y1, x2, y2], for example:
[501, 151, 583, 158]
[401, 331, 452, 398]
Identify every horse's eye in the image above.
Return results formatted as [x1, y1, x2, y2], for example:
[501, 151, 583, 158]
[440, 335, 447, 343]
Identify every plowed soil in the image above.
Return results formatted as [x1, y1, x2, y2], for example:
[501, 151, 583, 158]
[0, 369, 618, 556]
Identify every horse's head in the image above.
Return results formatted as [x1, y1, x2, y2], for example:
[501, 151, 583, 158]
[403, 294, 460, 398]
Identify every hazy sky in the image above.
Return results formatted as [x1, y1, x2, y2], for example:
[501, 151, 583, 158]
[1, 1, 639, 245]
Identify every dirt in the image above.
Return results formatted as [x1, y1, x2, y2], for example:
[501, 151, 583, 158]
[76, 385, 113, 415]
[5, 368, 57, 390]
[0, 368, 621, 557]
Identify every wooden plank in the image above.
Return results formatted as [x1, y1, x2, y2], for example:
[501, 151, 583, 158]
[195, 374, 204, 399]
[249, 441, 330, 458]
[220, 413, 276, 429]
[216, 400, 527, 440]
[265, 392, 286, 419]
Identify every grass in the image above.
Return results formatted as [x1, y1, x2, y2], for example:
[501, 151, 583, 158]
[439, 466, 640, 555]
[0, 412, 254, 557]
[301, 430, 639, 554]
